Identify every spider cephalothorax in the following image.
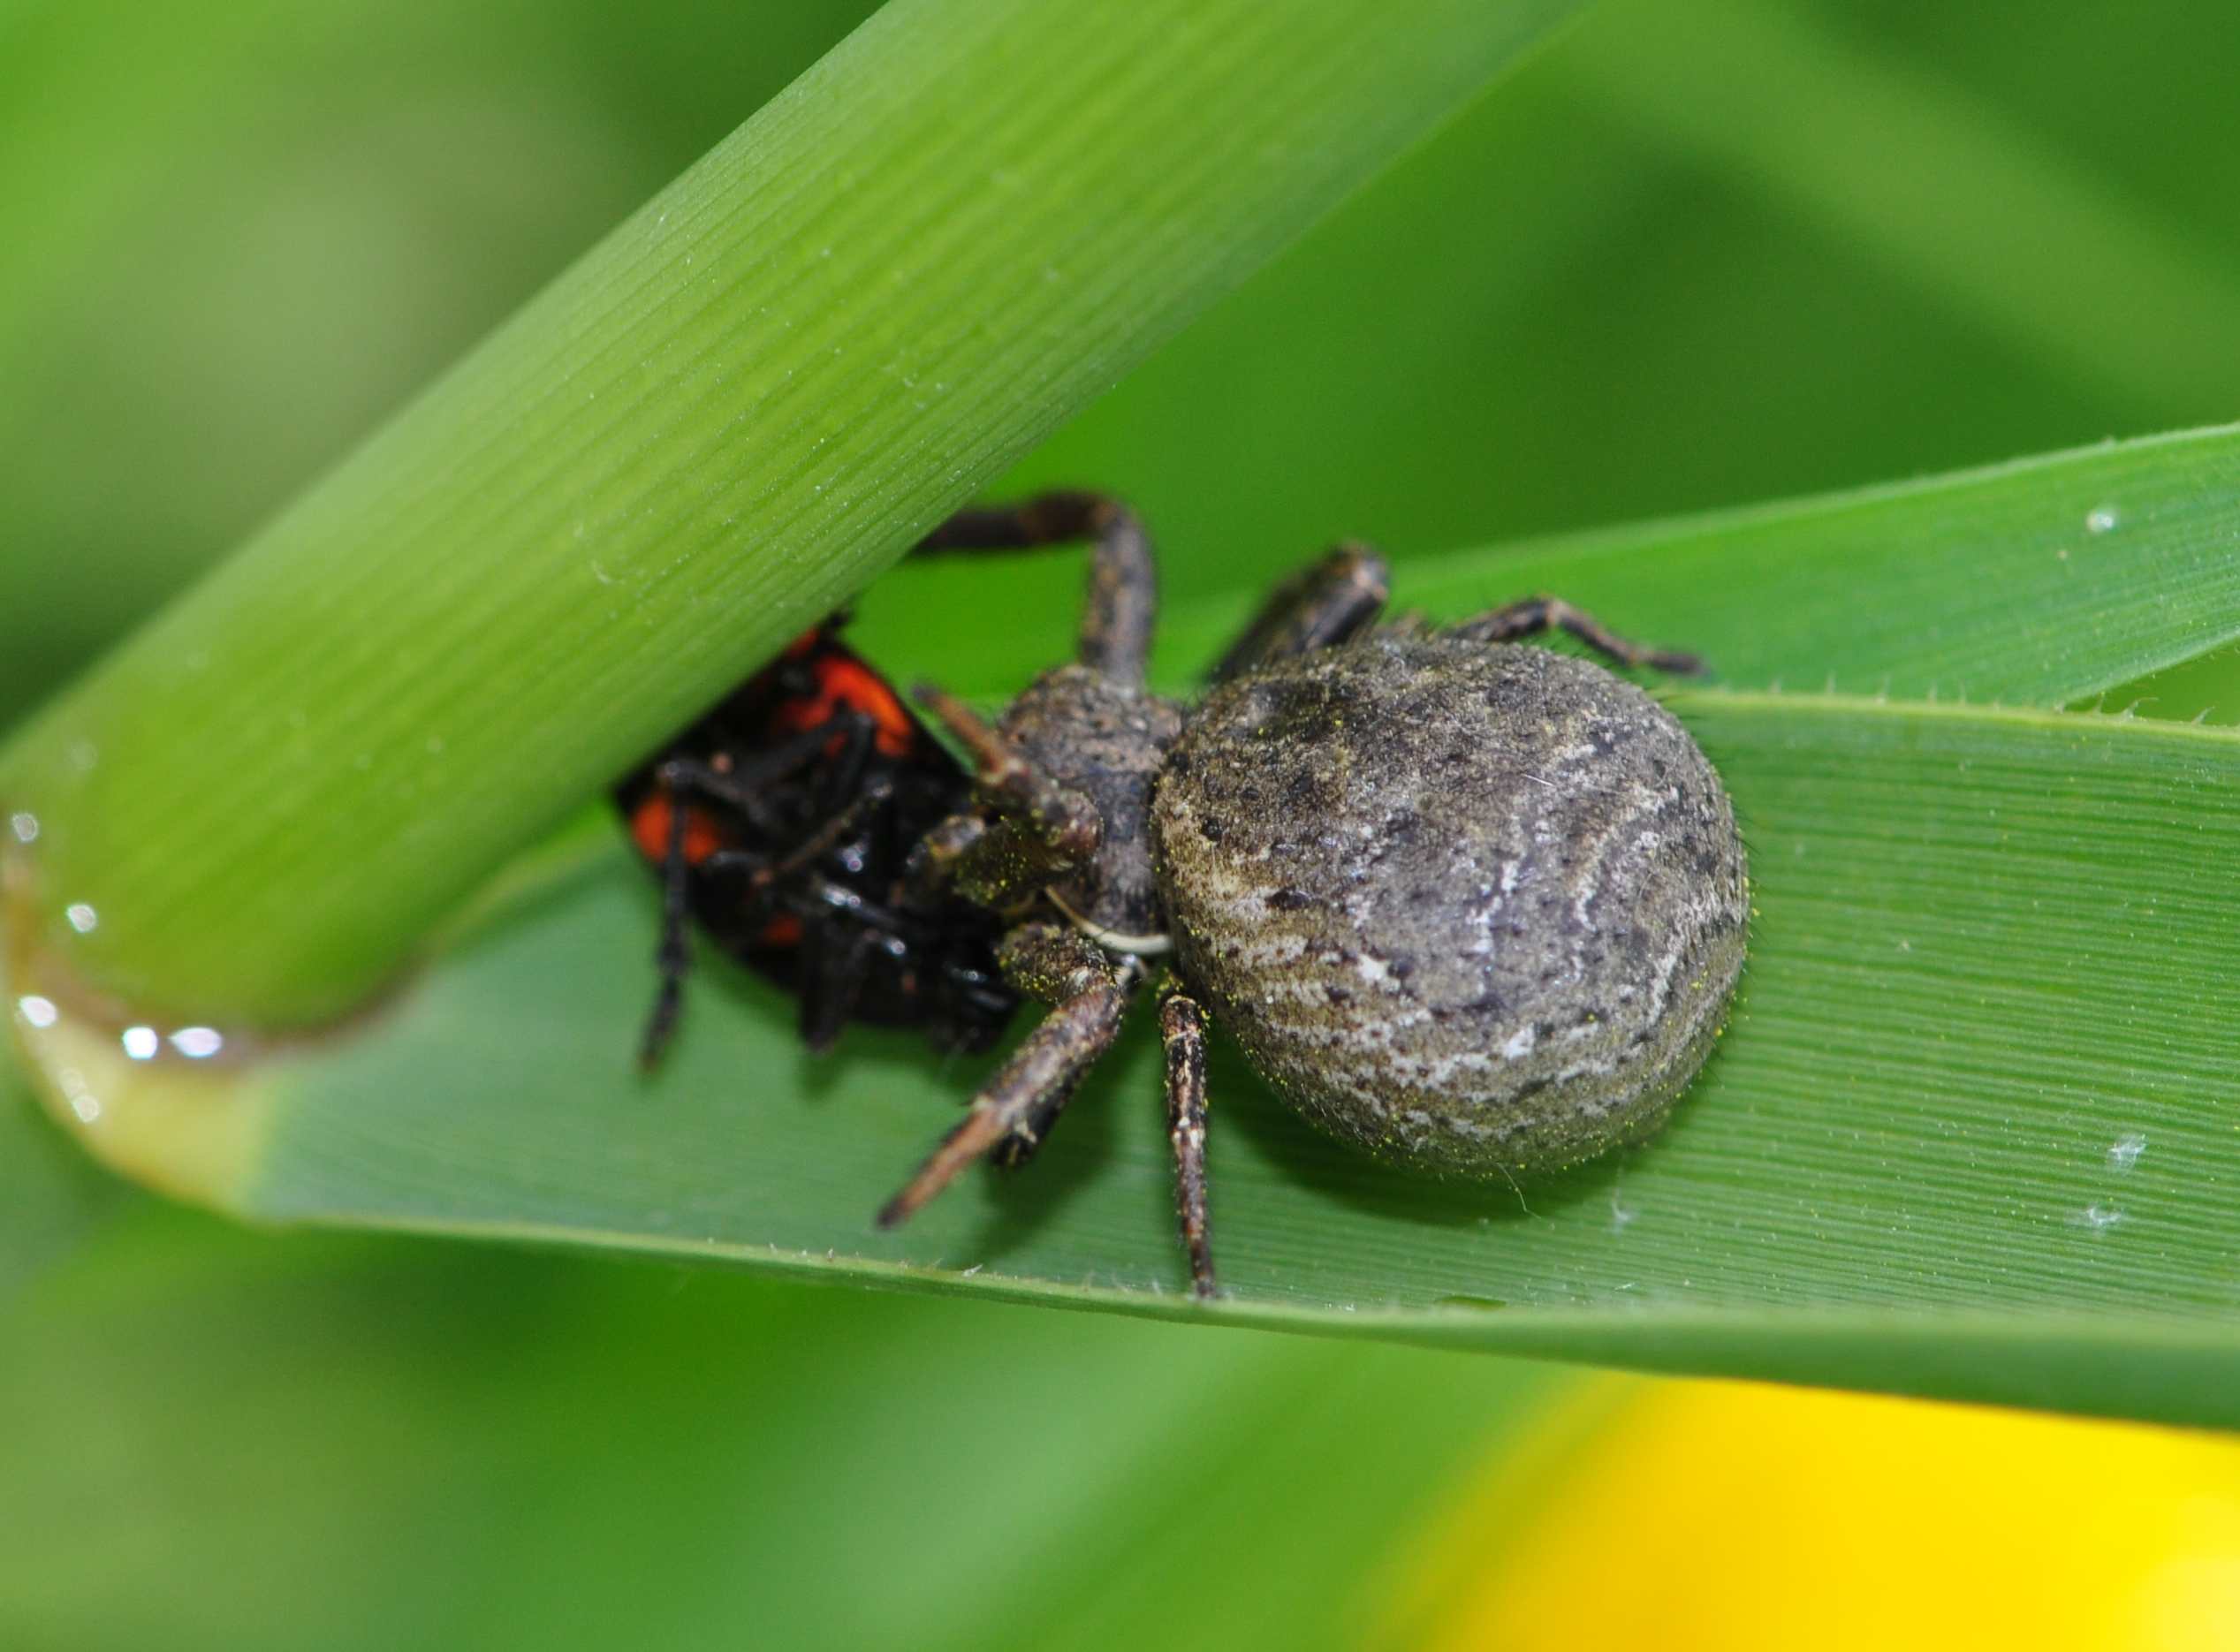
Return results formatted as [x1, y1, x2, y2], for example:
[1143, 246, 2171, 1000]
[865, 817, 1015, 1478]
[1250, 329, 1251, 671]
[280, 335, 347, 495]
[878, 494, 1750, 1297]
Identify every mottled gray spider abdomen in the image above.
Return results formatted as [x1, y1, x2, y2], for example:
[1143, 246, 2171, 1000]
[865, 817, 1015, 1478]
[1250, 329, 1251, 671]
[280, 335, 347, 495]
[1151, 634, 1748, 1179]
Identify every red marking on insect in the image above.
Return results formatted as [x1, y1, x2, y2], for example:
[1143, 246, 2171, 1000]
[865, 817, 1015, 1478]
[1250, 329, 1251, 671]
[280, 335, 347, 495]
[628, 792, 726, 868]
[756, 913, 804, 949]
[771, 650, 919, 759]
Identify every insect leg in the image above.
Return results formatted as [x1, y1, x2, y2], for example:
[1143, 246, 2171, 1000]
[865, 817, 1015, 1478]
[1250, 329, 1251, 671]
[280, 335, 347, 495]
[1158, 985, 1219, 1298]
[632, 713, 884, 1065]
[637, 791, 700, 1071]
[806, 710, 875, 815]
[1446, 597, 1704, 675]
[749, 774, 895, 895]
[796, 920, 876, 1055]
[1207, 543, 1389, 684]
[877, 924, 1134, 1228]
[914, 491, 1156, 690]
[651, 716, 862, 837]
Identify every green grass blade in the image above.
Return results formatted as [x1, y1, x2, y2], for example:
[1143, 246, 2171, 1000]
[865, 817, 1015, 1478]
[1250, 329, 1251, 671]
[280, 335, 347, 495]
[0, 0, 1576, 1030]
[1133, 423, 2240, 711]
[1569, 0, 2240, 418]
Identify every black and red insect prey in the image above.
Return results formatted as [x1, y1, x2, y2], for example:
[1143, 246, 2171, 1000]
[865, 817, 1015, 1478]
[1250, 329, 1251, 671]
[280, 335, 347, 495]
[616, 620, 1018, 1065]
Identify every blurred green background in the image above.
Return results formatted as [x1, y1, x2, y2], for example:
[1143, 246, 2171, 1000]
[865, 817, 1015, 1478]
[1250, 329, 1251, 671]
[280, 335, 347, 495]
[9, 0, 2240, 1643]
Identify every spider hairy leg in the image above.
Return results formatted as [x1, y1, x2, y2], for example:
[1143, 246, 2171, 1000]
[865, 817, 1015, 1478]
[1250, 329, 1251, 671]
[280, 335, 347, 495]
[913, 491, 1156, 688]
[1446, 596, 1705, 675]
[877, 924, 1135, 1229]
[1208, 542, 1390, 684]
[989, 1071, 1083, 1169]
[1159, 986, 1219, 1298]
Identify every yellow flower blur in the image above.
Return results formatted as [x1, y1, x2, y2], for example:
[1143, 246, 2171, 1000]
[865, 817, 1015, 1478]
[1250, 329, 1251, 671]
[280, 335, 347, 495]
[1390, 1380, 2240, 1651]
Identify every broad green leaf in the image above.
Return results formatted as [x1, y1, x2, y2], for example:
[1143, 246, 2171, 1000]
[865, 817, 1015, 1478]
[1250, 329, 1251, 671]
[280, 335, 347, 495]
[1568, 0, 2240, 417]
[0, 1065, 133, 1304]
[19, 428, 2240, 1428]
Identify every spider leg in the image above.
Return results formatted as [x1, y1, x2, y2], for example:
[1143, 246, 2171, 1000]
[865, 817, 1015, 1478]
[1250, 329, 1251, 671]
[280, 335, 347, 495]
[914, 491, 1156, 689]
[1445, 596, 1704, 675]
[1158, 985, 1219, 1298]
[1208, 542, 1390, 684]
[989, 1071, 1084, 1169]
[877, 924, 1135, 1228]
[1380, 608, 1433, 640]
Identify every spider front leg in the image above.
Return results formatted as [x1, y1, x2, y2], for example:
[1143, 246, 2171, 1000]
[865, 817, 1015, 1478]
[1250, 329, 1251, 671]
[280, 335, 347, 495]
[1446, 596, 1705, 675]
[877, 922, 1137, 1228]
[1209, 542, 1390, 683]
[914, 491, 1156, 688]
